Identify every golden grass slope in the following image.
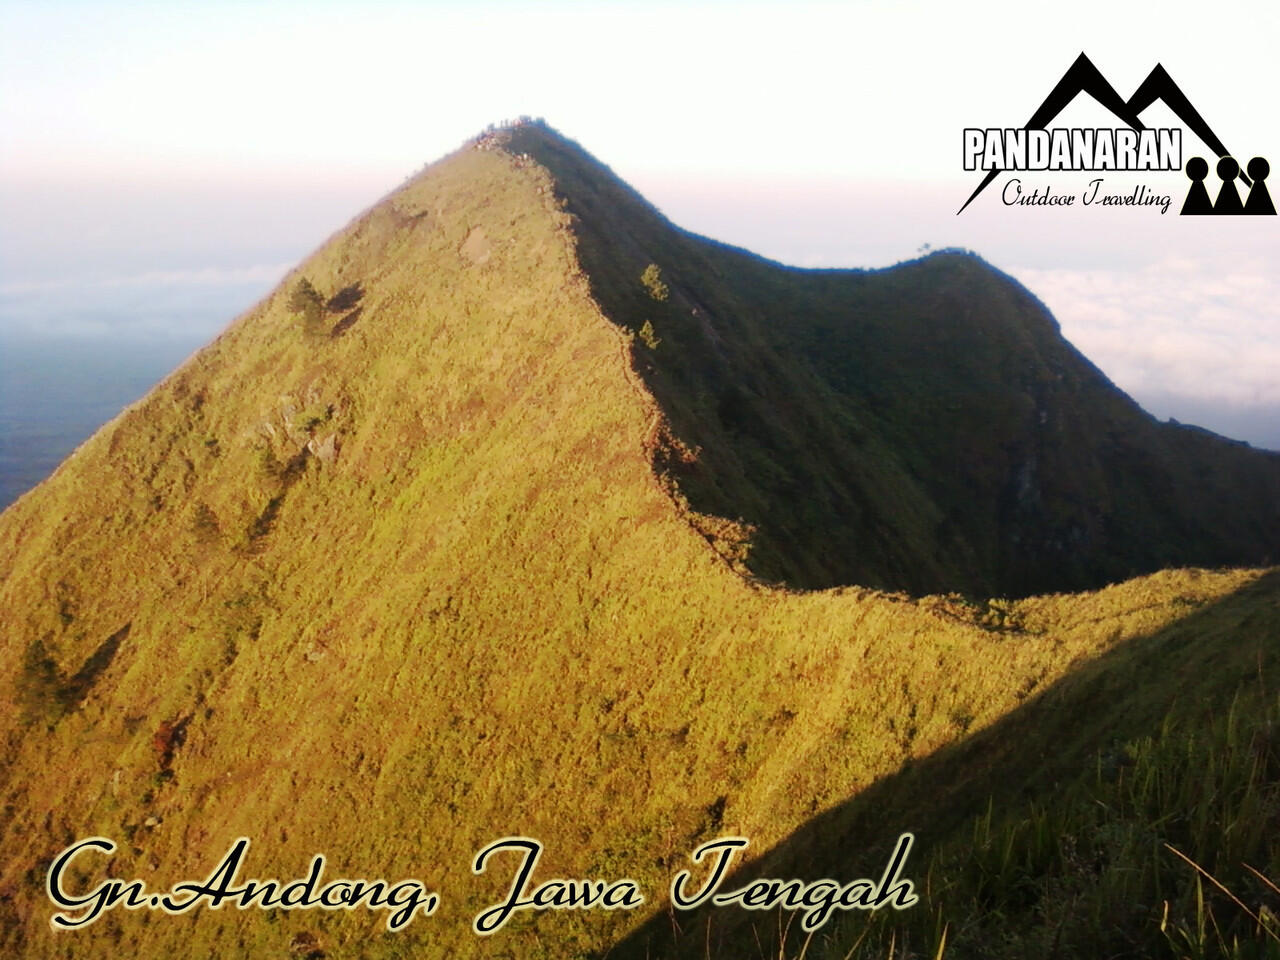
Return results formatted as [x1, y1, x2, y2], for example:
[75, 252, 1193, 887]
[0, 132, 1274, 959]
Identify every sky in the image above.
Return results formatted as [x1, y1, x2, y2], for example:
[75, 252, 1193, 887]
[1, 0, 1278, 447]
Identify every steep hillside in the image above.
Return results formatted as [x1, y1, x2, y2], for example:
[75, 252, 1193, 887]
[613, 568, 1280, 959]
[0, 123, 1276, 960]
[505, 123, 1280, 597]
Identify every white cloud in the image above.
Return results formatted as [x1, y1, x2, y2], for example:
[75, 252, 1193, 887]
[0, 263, 289, 297]
[1015, 257, 1280, 411]
[0, 264, 288, 340]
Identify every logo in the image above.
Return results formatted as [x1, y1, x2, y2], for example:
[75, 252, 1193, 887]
[959, 53, 1274, 217]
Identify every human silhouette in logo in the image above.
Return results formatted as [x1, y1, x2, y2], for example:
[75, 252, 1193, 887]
[1244, 157, 1276, 215]
[1212, 156, 1245, 214]
[1180, 157, 1213, 214]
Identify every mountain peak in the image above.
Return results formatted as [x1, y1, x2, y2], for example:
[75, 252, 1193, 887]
[1, 124, 1278, 959]
[465, 126, 1279, 596]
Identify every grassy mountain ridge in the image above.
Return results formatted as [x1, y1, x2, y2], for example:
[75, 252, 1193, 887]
[0, 123, 1276, 959]
[504, 122, 1280, 597]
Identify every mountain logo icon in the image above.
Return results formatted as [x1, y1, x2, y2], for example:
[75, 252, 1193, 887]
[958, 53, 1272, 217]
